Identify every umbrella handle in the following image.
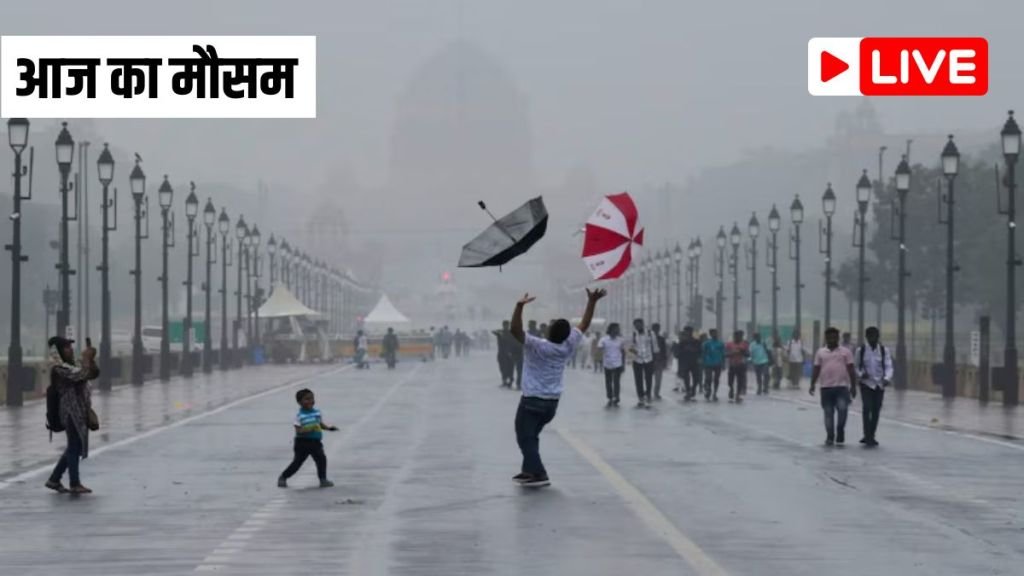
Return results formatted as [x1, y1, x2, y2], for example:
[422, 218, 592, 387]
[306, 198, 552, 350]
[478, 201, 519, 243]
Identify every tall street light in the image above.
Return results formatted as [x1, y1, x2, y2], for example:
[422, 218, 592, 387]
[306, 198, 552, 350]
[654, 252, 663, 328]
[234, 215, 248, 366]
[129, 157, 147, 385]
[281, 239, 291, 289]
[939, 135, 961, 398]
[747, 212, 760, 334]
[181, 185, 199, 378]
[6, 118, 31, 406]
[730, 223, 741, 333]
[250, 225, 262, 347]
[767, 205, 781, 343]
[1001, 110, 1021, 406]
[820, 183, 837, 331]
[218, 209, 231, 370]
[55, 122, 75, 340]
[790, 195, 805, 339]
[692, 238, 703, 329]
[267, 234, 277, 286]
[95, 143, 115, 391]
[716, 227, 726, 336]
[663, 250, 672, 330]
[855, 170, 872, 342]
[202, 198, 216, 373]
[893, 155, 911, 390]
[158, 176, 174, 382]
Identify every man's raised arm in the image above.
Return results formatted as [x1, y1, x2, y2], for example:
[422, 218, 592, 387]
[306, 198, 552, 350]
[511, 293, 535, 344]
[577, 288, 607, 333]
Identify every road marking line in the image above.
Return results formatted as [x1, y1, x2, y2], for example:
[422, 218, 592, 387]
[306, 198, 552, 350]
[0, 366, 348, 491]
[767, 394, 1024, 452]
[556, 426, 729, 576]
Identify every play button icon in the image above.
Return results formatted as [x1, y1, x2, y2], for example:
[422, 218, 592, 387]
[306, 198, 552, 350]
[820, 51, 849, 82]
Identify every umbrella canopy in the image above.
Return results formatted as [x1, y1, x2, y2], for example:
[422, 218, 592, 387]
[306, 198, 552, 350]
[581, 192, 644, 280]
[364, 294, 411, 326]
[458, 196, 548, 268]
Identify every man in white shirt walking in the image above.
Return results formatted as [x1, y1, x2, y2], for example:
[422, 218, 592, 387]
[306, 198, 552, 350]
[786, 331, 806, 389]
[630, 318, 657, 408]
[856, 326, 893, 447]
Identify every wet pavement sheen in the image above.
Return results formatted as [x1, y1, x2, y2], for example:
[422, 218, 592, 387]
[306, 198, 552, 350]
[1, 356, 1023, 575]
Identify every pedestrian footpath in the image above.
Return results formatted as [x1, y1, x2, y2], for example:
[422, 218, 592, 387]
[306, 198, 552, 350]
[0, 364, 338, 481]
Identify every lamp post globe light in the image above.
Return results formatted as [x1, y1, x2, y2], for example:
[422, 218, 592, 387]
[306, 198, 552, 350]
[790, 194, 805, 340]
[730, 223, 741, 333]
[893, 155, 911, 391]
[821, 183, 837, 332]
[218, 209, 231, 370]
[202, 198, 216, 373]
[181, 186, 199, 378]
[94, 143, 116, 391]
[768, 204, 781, 348]
[855, 169, 872, 343]
[1001, 110, 1021, 406]
[748, 212, 760, 335]
[158, 176, 174, 382]
[5, 118, 30, 406]
[716, 226, 727, 336]
[937, 135, 961, 399]
[129, 157, 147, 385]
[55, 122, 75, 341]
[234, 216, 248, 367]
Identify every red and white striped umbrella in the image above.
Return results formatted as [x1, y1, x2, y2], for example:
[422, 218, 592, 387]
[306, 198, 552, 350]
[581, 192, 644, 280]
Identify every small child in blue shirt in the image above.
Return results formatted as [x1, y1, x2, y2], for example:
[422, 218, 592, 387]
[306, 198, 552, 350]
[278, 389, 338, 488]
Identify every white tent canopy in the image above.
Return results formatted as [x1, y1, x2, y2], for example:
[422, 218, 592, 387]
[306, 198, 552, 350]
[364, 294, 410, 327]
[258, 283, 321, 318]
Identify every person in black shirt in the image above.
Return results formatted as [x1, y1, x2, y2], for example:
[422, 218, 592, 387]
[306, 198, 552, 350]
[675, 326, 702, 401]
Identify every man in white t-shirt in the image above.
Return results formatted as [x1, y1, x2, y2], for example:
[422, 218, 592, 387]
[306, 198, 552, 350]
[510, 288, 605, 488]
[786, 331, 806, 389]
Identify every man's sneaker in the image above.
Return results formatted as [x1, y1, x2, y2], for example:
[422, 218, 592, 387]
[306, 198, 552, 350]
[319, 479, 335, 488]
[277, 477, 287, 488]
[836, 431, 845, 445]
[520, 475, 551, 488]
[44, 480, 68, 493]
[825, 437, 835, 447]
[866, 439, 879, 447]
[859, 437, 868, 444]
[69, 484, 92, 494]
[513, 473, 531, 483]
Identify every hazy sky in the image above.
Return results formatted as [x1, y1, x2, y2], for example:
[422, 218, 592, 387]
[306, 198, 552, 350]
[2, 0, 1020, 193]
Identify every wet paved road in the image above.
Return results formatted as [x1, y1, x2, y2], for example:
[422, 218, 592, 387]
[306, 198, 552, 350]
[2, 356, 1023, 575]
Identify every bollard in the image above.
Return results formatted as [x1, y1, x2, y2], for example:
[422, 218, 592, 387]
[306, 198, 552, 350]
[979, 316, 990, 403]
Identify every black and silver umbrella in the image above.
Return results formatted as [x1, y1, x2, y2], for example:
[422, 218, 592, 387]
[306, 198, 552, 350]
[458, 197, 548, 268]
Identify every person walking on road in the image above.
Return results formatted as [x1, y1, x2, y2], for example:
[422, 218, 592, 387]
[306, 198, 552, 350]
[771, 335, 785, 390]
[493, 321, 515, 387]
[599, 323, 626, 407]
[510, 288, 604, 488]
[786, 331, 807, 389]
[809, 327, 858, 446]
[354, 330, 370, 369]
[701, 329, 725, 401]
[629, 318, 657, 408]
[278, 389, 339, 488]
[382, 328, 399, 369]
[750, 332, 771, 395]
[45, 336, 100, 495]
[591, 331, 603, 374]
[651, 323, 669, 401]
[856, 326, 892, 447]
[675, 326, 702, 401]
[725, 330, 750, 403]
[577, 331, 593, 370]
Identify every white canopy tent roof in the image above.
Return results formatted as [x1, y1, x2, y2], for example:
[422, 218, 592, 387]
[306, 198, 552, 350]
[257, 283, 321, 318]
[363, 294, 410, 327]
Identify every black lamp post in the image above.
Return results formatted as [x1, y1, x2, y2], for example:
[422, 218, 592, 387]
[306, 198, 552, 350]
[654, 252, 663, 328]
[129, 157, 147, 385]
[55, 122, 75, 340]
[158, 176, 174, 382]
[202, 198, 216, 373]
[716, 227, 726, 336]
[790, 195, 805, 339]
[855, 170, 872, 342]
[692, 238, 703, 329]
[281, 240, 291, 289]
[663, 250, 671, 329]
[747, 213, 760, 335]
[820, 183, 837, 331]
[674, 243, 683, 329]
[767, 205, 780, 344]
[893, 155, 911, 390]
[1001, 111, 1021, 406]
[6, 118, 31, 406]
[234, 216, 248, 366]
[95, 143, 115, 391]
[267, 234, 277, 286]
[181, 185, 199, 378]
[250, 225, 262, 347]
[730, 223, 741, 333]
[939, 135, 961, 398]
[218, 209, 231, 371]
